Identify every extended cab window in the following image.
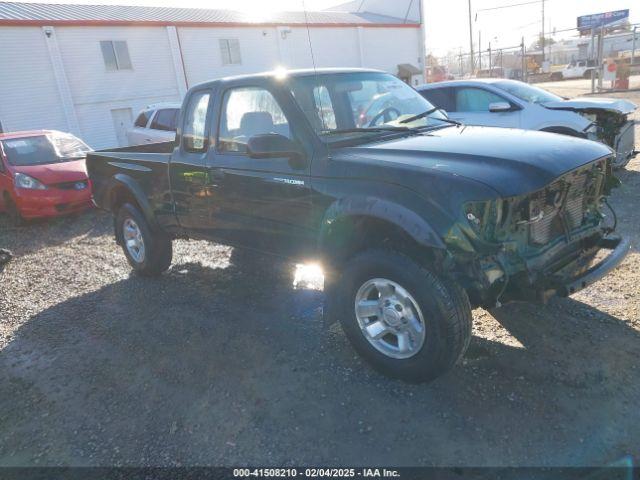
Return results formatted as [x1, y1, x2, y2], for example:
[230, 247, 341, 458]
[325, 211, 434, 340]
[313, 86, 337, 130]
[453, 87, 507, 112]
[218, 87, 290, 154]
[151, 109, 178, 132]
[182, 92, 210, 152]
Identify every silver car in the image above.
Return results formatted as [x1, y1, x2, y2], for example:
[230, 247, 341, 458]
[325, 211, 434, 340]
[417, 79, 636, 168]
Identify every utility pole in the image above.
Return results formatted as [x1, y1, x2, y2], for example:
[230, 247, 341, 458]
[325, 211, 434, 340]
[632, 26, 637, 66]
[468, 0, 475, 73]
[488, 43, 492, 76]
[521, 37, 526, 81]
[541, 0, 545, 63]
[478, 30, 482, 70]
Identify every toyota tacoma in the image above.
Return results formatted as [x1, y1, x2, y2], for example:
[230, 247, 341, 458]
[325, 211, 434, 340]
[87, 69, 630, 383]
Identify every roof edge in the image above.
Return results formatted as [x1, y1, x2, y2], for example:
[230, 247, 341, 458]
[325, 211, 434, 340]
[0, 19, 420, 28]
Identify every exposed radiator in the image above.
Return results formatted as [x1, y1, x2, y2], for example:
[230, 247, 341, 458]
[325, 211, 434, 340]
[528, 161, 601, 245]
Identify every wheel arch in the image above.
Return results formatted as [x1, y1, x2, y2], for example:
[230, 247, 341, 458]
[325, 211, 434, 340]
[107, 174, 157, 227]
[319, 197, 446, 268]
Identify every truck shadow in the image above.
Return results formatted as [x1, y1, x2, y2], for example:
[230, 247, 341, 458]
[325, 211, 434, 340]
[0, 254, 638, 467]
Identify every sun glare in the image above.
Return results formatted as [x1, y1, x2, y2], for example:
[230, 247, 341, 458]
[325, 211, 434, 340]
[293, 263, 325, 291]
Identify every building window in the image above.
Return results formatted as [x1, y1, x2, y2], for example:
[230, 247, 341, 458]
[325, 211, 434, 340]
[100, 41, 132, 71]
[219, 39, 241, 66]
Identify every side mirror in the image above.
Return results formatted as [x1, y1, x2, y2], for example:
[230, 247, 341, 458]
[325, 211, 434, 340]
[489, 102, 512, 113]
[247, 134, 304, 161]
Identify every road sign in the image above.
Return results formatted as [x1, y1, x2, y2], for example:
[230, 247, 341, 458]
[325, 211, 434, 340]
[577, 10, 629, 33]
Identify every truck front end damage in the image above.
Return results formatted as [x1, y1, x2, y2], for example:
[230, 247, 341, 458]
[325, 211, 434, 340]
[444, 156, 630, 308]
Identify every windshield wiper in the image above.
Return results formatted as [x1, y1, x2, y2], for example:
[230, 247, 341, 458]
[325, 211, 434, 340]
[320, 126, 411, 136]
[399, 108, 463, 127]
[399, 107, 438, 124]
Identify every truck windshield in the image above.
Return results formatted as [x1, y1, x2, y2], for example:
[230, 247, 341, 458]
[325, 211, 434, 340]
[289, 72, 448, 141]
[1, 133, 91, 166]
[494, 80, 562, 105]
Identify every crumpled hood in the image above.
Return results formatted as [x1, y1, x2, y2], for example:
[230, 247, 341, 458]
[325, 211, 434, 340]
[340, 126, 612, 197]
[542, 98, 637, 115]
[11, 159, 88, 185]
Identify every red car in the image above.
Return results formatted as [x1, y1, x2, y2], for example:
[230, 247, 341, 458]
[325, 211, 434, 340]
[0, 130, 93, 224]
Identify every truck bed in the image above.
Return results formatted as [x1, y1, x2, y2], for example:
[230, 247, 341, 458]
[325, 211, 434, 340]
[87, 141, 174, 214]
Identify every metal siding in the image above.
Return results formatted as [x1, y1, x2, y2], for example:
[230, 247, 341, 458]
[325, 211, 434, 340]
[0, 26, 68, 132]
[0, 2, 418, 26]
[178, 27, 282, 86]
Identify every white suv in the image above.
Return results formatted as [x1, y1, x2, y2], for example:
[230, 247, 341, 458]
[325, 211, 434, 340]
[127, 103, 181, 146]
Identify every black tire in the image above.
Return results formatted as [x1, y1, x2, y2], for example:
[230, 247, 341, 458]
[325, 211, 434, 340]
[329, 249, 472, 383]
[550, 72, 563, 81]
[4, 194, 24, 227]
[115, 203, 172, 276]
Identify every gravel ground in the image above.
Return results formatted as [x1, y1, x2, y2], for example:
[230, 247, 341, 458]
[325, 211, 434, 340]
[0, 82, 639, 468]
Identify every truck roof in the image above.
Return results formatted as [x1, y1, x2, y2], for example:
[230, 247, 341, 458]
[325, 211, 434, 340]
[191, 67, 387, 89]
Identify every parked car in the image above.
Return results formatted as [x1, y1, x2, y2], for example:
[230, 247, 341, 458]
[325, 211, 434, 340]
[0, 130, 93, 224]
[88, 68, 628, 383]
[127, 103, 181, 145]
[550, 59, 597, 80]
[417, 79, 637, 168]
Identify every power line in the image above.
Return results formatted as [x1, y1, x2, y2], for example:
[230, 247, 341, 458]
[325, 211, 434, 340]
[476, 0, 555, 13]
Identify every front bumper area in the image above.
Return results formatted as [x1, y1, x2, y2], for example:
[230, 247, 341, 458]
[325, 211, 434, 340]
[545, 235, 630, 299]
[14, 187, 93, 219]
[503, 235, 630, 304]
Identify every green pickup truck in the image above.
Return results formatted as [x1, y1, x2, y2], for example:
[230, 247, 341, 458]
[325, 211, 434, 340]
[87, 68, 629, 383]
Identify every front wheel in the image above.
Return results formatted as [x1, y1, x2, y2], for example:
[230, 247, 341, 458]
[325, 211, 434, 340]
[329, 249, 472, 383]
[115, 203, 172, 276]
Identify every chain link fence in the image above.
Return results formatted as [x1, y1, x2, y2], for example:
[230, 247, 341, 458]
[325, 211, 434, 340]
[428, 23, 640, 92]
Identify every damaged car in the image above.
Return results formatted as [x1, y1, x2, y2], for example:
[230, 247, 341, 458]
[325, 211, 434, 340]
[88, 69, 630, 383]
[417, 79, 637, 168]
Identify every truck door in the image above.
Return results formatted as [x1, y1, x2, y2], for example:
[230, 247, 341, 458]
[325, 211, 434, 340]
[206, 85, 314, 256]
[448, 86, 521, 128]
[169, 89, 214, 235]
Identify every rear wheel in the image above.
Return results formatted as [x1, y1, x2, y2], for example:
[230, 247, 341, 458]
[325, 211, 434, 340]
[329, 249, 472, 383]
[115, 203, 172, 276]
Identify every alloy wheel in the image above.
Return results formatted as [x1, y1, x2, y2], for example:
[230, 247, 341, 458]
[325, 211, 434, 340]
[354, 278, 426, 359]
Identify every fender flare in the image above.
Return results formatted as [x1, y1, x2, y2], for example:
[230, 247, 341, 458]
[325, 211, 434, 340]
[319, 196, 446, 252]
[107, 173, 157, 227]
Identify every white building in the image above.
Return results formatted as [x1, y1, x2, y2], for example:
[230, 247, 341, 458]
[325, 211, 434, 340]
[0, 1, 425, 148]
